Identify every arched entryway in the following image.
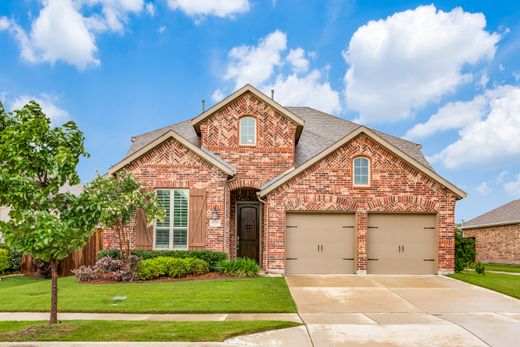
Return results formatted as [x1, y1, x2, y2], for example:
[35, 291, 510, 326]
[229, 187, 261, 264]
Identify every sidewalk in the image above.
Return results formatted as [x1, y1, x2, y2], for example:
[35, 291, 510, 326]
[0, 312, 302, 323]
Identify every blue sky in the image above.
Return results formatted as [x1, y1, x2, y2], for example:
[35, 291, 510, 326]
[1, 0, 520, 222]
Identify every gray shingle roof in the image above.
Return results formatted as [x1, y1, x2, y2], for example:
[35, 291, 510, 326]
[461, 199, 520, 229]
[123, 106, 433, 176]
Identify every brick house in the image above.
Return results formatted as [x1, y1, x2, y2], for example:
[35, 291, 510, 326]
[105, 85, 466, 275]
[462, 199, 520, 265]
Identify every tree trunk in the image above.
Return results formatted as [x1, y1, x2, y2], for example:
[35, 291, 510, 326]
[49, 259, 58, 324]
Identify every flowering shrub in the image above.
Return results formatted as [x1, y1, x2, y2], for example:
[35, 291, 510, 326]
[73, 256, 136, 282]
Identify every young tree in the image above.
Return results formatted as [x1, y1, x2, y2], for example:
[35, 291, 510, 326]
[0, 101, 102, 324]
[88, 172, 164, 264]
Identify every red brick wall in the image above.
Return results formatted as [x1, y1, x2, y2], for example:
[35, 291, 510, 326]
[104, 137, 230, 253]
[464, 224, 520, 264]
[199, 91, 297, 188]
[264, 134, 458, 273]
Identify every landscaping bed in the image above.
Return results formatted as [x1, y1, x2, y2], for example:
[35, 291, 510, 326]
[0, 275, 297, 313]
[448, 271, 520, 299]
[0, 320, 300, 342]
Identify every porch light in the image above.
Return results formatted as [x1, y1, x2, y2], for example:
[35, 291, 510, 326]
[211, 208, 219, 220]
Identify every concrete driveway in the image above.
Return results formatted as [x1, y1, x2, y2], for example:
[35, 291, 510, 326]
[283, 275, 520, 347]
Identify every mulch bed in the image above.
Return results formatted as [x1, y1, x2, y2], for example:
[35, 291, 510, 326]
[81, 272, 247, 284]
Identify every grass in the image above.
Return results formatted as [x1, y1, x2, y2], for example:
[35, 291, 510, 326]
[448, 271, 520, 299]
[0, 276, 297, 313]
[469, 263, 520, 273]
[0, 320, 300, 342]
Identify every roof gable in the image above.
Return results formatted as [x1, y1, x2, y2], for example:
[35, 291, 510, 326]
[258, 126, 467, 199]
[191, 84, 305, 141]
[107, 129, 236, 176]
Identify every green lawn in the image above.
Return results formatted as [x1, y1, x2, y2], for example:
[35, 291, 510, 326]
[0, 320, 300, 342]
[470, 263, 520, 273]
[0, 276, 297, 313]
[448, 271, 520, 299]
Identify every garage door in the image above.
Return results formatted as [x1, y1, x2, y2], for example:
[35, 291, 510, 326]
[367, 214, 437, 274]
[286, 213, 355, 274]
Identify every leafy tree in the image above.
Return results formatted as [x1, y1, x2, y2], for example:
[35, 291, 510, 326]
[454, 225, 476, 272]
[0, 101, 102, 324]
[88, 172, 164, 264]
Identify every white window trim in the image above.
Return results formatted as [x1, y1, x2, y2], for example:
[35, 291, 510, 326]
[153, 189, 189, 250]
[239, 117, 257, 146]
[353, 157, 370, 187]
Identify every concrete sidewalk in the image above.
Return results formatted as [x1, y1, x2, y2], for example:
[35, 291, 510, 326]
[0, 312, 302, 323]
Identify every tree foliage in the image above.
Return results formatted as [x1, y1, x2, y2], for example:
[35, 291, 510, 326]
[454, 225, 476, 272]
[88, 172, 164, 263]
[0, 100, 102, 323]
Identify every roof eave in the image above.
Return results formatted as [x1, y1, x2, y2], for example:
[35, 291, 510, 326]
[461, 220, 520, 230]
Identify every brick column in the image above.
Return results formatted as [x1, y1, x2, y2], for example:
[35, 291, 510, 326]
[356, 210, 368, 275]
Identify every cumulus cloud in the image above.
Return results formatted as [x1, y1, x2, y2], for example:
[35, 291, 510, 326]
[10, 94, 70, 124]
[145, 2, 156, 17]
[504, 174, 520, 197]
[344, 5, 500, 123]
[430, 85, 520, 169]
[405, 95, 487, 140]
[215, 30, 341, 114]
[224, 30, 287, 89]
[475, 182, 492, 196]
[0, 0, 145, 69]
[167, 0, 249, 18]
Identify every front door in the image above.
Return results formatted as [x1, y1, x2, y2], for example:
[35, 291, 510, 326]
[237, 203, 259, 262]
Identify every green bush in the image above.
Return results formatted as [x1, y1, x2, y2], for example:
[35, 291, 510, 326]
[0, 249, 9, 274]
[455, 226, 475, 273]
[0, 245, 22, 274]
[475, 262, 486, 275]
[136, 256, 209, 280]
[216, 258, 259, 277]
[98, 249, 226, 271]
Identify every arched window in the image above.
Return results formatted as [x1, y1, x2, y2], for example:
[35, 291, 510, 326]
[240, 117, 256, 145]
[353, 157, 370, 186]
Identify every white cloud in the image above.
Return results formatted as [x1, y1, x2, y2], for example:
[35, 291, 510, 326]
[405, 95, 487, 140]
[286, 48, 309, 73]
[431, 85, 520, 169]
[145, 2, 156, 16]
[344, 5, 500, 123]
[224, 30, 287, 89]
[496, 170, 508, 184]
[158, 25, 166, 33]
[215, 30, 342, 114]
[10, 94, 70, 124]
[504, 174, 520, 198]
[264, 70, 341, 113]
[167, 0, 249, 18]
[1, 0, 145, 69]
[475, 182, 492, 196]
[479, 72, 489, 88]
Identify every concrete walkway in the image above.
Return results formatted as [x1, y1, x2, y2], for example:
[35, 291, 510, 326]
[0, 312, 301, 323]
[285, 274, 520, 347]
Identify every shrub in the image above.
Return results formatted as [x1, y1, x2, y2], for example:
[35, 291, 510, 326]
[0, 249, 9, 274]
[455, 226, 475, 273]
[475, 262, 486, 275]
[216, 258, 259, 277]
[136, 256, 209, 280]
[0, 245, 22, 274]
[72, 256, 134, 282]
[98, 249, 226, 271]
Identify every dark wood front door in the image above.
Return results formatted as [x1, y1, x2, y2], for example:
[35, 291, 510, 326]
[237, 203, 259, 262]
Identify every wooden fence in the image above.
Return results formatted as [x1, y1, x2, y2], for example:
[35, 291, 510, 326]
[21, 230, 103, 277]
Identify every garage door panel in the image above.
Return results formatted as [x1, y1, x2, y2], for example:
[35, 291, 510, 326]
[286, 213, 355, 274]
[368, 214, 437, 275]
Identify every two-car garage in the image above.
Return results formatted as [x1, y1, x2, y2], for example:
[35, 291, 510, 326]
[285, 212, 438, 275]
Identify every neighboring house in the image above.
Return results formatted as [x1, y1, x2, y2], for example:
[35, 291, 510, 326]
[462, 199, 520, 265]
[105, 85, 466, 275]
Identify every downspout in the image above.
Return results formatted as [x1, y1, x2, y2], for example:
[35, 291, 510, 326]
[257, 195, 269, 273]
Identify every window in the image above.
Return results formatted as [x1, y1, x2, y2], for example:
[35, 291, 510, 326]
[353, 157, 370, 186]
[240, 117, 256, 145]
[155, 189, 189, 250]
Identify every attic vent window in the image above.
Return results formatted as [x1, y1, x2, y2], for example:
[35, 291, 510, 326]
[240, 117, 256, 146]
